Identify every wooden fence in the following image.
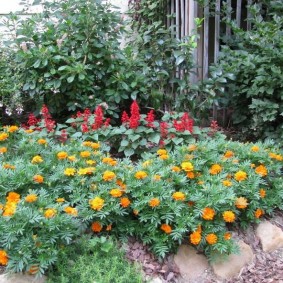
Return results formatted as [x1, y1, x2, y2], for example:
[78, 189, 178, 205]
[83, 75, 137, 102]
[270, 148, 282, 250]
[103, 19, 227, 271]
[168, 0, 254, 82]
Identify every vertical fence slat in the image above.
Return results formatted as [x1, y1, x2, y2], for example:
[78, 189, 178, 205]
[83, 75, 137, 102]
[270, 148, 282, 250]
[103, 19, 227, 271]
[184, 0, 189, 36]
[203, 4, 209, 79]
[180, 0, 185, 38]
[236, 0, 242, 27]
[197, 4, 204, 81]
[214, 0, 220, 62]
[247, 0, 252, 30]
[226, 0, 231, 36]
[175, 0, 180, 39]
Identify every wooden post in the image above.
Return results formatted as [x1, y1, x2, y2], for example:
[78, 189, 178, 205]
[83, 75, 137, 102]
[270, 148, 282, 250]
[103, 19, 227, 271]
[247, 0, 252, 31]
[175, 0, 180, 39]
[236, 0, 242, 27]
[203, 4, 209, 79]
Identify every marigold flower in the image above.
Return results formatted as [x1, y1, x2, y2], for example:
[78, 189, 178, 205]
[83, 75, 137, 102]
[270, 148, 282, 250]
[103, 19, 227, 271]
[103, 170, 116, 181]
[159, 154, 169, 160]
[190, 231, 201, 245]
[153, 175, 161, 181]
[206, 233, 218, 245]
[37, 139, 47, 145]
[223, 211, 236, 223]
[188, 144, 197, 151]
[254, 208, 264, 218]
[106, 224, 112, 231]
[78, 167, 95, 175]
[149, 198, 160, 207]
[181, 161, 194, 172]
[2, 202, 17, 217]
[0, 250, 8, 265]
[6, 192, 20, 203]
[250, 163, 256, 168]
[235, 197, 248, 209]
[224, 232, 232, 240]
[157, 149, 167, 156]
[209, 164, 222, 175]
[222, 180, 232, 187]
[31, 155, 43, 164]
[64, 206, 78, 216]
[82, 141, 92, 147]
[90, 197, 105, 211]
[57, 151, 68, 160]
[80, 151, 91, 158]
[68, 155, 76, 162]
[172, 192, 186, 201]
[142, 160, 152, 167]
[224, 150, 234, 158]
[110, 188, 123, 198]
[102, 157, 117, 166]
[255, 165, 268, 177]
[25, 129, 33, 133]
[3, 163, 15, 170]
[25, 194, 38, 203]
[0, 147, 7, 154]
[251, 145, 260, 152]
[269, 152, 283, 161]
[44, 208, 56, 218]
[0, 132, 9, 141]
[7, 125, 19, 133]
[186, 171, 195, 179]
[171, 166, 181, 172]
[135, 171, 148, 179]
[160, 224, 172, 234]
[234, 171, 247, 182]
[120, 197, 131, 208]
[33, 174, 44, 183]
[91, 142, 100, 150]
[86, 159, 96, 165]
[259, 188, 266, 198]
[64, 168, 76, 176]
[91, 221, 102, 232]
[56, 198, 65, 203]
[202, 207, 215, 220]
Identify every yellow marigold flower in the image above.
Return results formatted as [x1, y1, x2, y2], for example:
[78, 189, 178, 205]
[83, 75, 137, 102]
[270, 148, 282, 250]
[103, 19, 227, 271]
[153, 175, 161, 181]
[3, 163, 15, 170]
[160, 224, 172, 234]
[171, 166, 181, 172]
[157, 149, 167, 156]
[86, 159, 96, 165]
[103, 170, 116, 181]
[0, 132, 9, 141]
[209, 164, 222, 175]
[186, 171, 195, 179]
[255, 165, 268, 177]
[31, 155, 43, 164]
[2, 202, 17, 217]
[190, 231, 201, 245]
[206, 233, 218, 245]
[224, 232, 232, 240]
[57, 151, 68, 160]
[33, 174, 44, 183]
[188, 144, 197, 151]
[64, 206, 78, 216]
[91, 222, 102, 232]
[234, 171, 247, 182]
[259, 188, 266, 198]
[25, 194, 38, 203]
[135, 171, 148, 179]
[224, 150, 234, 158]
[172, 192, 186, 201]
[6, 192, 20, 203]
[0, 250, 8, 265]
[37, 139, 47, 145]
[7, 126, 19, 133]
[102, 157, 117, 166]
[159, 154, 169, 160]
[223, 211, 236, 223]
[202, 207, 215, 220]
[149, 198, 160, 207]
[269, 152, 283, 161]
[254, 208, 264, 219]
[89, 197, 105, 211]
[181, 161, 194, 172]
[222, 180, 232, 187]
[235, 197, 248, 209]
[56, 198, 65, 203]
[120, 197, 131, 208]
[78, 167, 95, 175]
[25, 129, 33, 133]
[64, 168, 76, 176]
[251, 145, 260, 152]
[0, 147, 7, 154]
[80, 151, 91, 158]
[44, 208, 56, 218]
[91, 142, 100, 150]
[82, 141, 92, 147]
[68, 155, 76, 162]
[110, 189, 123, 198]
[142, 160, 152, 167]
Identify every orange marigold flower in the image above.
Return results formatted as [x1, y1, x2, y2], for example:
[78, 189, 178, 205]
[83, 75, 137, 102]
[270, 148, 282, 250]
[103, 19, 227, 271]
[6, 192, 20, 203]
[57, 151, 68, 160]
[89, 197, 105, 211]
[135, 171, 148, 179]
[172, 192, 186, 201]
[171, 166, 181, 172]
[37, 139, 47, 145]
[68, 155, 76, 162]
[2, 202, 17, 217]
[120, 197, 131, 208]
[44, 208, 56, 218]
[259, 188, 266, 198]
[33, 174, 44, 183]
[181, 161, 194, 172]
[80, 151, 91, 158]
[56, 198, 65, 203]
[78, 167, 95, 175]
[254, 208, 264, 218]
[102, 157, 117, 166]
[234, 171, 247, 182]
[149, 198, 160, 207]
[25, 129, 33, 133]
[159, 154, 169, 160]
[157, 149, 167, 156]
[224, 232, 232, 240]
[25, 194, 38, 203]
[160, 224, 172, 234]
[224, 150, 234, 158]
[64, 168, 76, 176]
[91, 142, 100, 150]
[186, 171, 195, 179]
[202, 207, 215, 220]
[116, 179, 127, 191]
[64, 206, 78, 216]
[3, 163, 15, 170]
[0, 147, 7, 154]
[188, 144, 197, 151]
[0, 250, 8, 265]
[223, 211, 236, 223]
[190, 231, 201, 245]
[0, 132, 9, 141]
[209, 164, 222, 175]
[82, 141, 92, 147]
[222, 180, 232, 187]
[255, 165, 268, 177]
[251, 145, 260, 152]
[235, 197, 248, 209]
[110, 189, 123, 198]
[31, 155, 43, 164]
[91, 221, 102, 232]
[269, 152, 283, 161]
[7, 126, 19, 133]
[206, 233, 218, 245]
[103, 170, 116, 181]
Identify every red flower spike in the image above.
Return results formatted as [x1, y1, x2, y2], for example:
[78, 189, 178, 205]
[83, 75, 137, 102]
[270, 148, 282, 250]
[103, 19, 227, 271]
[129, 100, 140, 129]
[146, 110, 155, 128]
[160, 122, 168, 138]
[121, 111, 129, 124]
[92, 106, 104, 130]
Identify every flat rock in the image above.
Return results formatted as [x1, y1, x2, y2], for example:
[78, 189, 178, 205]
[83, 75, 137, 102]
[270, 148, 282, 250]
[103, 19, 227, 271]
[174, 245, 209, 282]
[211, 240, 254, 279]
[256, 221, 283, 253]
[0, 274, 46, 283]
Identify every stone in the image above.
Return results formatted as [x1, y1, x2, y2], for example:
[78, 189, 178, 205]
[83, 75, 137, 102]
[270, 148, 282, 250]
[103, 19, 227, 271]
[256, 221, 283, 253]
[174, 245, 209, 282]
[0, 273, 47, 283]
[149, 276, 163, 283]
[211, 240, 254, 279]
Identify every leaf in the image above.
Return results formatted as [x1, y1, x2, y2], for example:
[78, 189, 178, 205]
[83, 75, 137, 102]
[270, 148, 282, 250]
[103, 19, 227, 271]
[124, 148, 135, 157]
[176, 56, 185, 66]
[71, 132, 82, 138]
[67, 75, 75, 83]
[121, 139, 129, 147]
[33, 59, 41, 68]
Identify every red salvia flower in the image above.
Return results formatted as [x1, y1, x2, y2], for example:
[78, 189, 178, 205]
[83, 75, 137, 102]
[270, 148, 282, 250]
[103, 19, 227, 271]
[145, 110, 155, 128]
[121, 111, 129, 124]
[41, 105, 55, 132]
[92, 106, 104, 130]
[104, 118, 111, 127]
[129, 100, 140, 129]
[160, 122, 168, 138]
[181, 113, 194, 133]
[82, 123, 89, 133]
[27, 113, 39, 127]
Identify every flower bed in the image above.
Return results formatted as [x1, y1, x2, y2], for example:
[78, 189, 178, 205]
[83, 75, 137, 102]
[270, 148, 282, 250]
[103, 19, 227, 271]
[0, 111, 282, 276]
